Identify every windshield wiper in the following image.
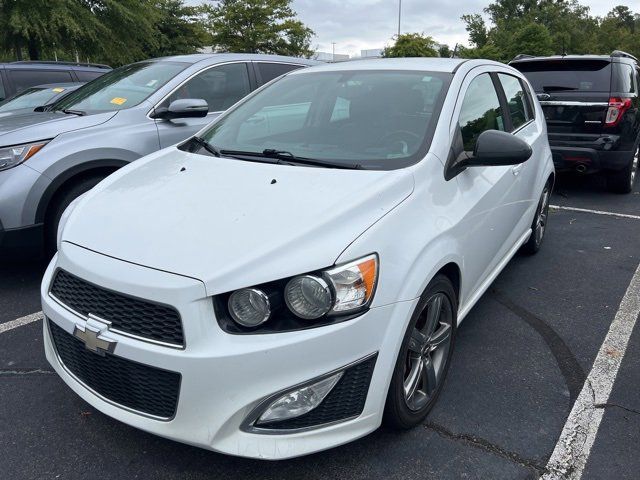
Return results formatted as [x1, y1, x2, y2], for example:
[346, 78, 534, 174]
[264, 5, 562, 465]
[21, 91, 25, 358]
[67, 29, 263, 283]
[61, 108, 86, 116]
[192, 136, 221, 157]
[218, 148, 357, 169]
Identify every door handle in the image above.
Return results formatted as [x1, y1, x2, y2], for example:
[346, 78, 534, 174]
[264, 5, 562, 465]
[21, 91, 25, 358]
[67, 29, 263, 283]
[511, 164, 524, 176]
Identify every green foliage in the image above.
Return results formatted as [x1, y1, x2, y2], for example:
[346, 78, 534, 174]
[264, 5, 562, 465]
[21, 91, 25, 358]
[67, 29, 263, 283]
[438, 44, 452, 58]
[382, 33, 439, 58]
[146, 0, 210, 58]
[461, 1, 640, 62]
[205, 0, 314, 58]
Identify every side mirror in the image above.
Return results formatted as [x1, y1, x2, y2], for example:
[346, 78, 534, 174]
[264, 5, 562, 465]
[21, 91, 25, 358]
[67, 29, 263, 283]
[152, 98, 208, 120]
[468, 130, 532, 167]
[444, 129, 532, 180]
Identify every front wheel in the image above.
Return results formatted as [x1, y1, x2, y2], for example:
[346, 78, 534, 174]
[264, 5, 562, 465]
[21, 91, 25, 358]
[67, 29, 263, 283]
[607, 147, 638, 194]
[521, 178, 552, 255]
[384, 275, 457, 429]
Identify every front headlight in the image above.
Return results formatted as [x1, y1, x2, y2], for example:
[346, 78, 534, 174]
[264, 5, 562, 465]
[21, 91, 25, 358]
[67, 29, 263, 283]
[0, 140, 49, 171]
[215, 254, 379, 333]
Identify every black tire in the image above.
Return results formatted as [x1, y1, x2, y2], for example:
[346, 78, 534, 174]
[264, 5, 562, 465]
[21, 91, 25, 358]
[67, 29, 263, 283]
[521, 177, 552, 255]
[384, 274, 457, 429]
[44, 175, 105, 257]
[607, 146, 638, 194]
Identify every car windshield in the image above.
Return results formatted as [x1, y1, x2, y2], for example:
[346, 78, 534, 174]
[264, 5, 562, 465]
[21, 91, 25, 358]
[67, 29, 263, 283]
[54, 61, 188, 113]
[0, 87, 64, 112]
[200, 70, 451, 169]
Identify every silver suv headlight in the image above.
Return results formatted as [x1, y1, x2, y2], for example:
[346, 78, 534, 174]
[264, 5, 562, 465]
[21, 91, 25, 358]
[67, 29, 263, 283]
[0, 140, 50, 171]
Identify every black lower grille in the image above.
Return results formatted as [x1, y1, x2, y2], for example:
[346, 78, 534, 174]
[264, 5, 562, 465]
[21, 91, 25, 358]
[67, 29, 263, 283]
[49, 320, 181, 419]
[50, 269, 184, 346]
[258, 354, 377, 430]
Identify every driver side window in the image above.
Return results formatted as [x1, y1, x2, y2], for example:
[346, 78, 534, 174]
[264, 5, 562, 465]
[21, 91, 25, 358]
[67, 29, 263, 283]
[162, 63, 251, 113]
[458, 73, 505, 151]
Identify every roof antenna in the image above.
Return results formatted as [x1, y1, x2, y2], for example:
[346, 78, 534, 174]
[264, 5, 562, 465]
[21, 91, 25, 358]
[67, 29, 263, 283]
[562, 38, 566, 57]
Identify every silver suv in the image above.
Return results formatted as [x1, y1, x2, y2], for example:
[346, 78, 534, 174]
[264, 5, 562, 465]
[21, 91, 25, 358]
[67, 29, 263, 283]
[0, 54, 317, 259]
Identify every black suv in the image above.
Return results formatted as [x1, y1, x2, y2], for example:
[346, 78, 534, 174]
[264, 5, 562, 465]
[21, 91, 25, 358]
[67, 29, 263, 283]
[0, 61, 110, 102]
[511, 51, 639, 193]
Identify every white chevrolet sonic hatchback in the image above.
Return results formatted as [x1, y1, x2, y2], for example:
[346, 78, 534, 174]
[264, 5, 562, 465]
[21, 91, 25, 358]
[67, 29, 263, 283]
[42, 58, 554, 459]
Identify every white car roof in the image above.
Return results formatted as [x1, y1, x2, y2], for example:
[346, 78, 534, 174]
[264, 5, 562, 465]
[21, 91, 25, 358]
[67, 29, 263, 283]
[290, 57, 509, 75]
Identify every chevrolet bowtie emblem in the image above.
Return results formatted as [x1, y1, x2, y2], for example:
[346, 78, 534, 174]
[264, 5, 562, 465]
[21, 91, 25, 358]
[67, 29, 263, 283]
[73, 314, 116, 356]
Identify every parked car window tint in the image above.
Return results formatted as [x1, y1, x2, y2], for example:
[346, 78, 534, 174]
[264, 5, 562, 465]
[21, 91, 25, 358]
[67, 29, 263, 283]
[613, 63, 636, 94]
[458, 73, 505, 151]
[55, 61, 187, 113]
[514, 60, 612, 93]
[0, 87, 60, 112]
[201, 70, 451, 169]
[0, 76, 5, 101]
[257, 62, 304, 84]
[166, 63, 251, 112]
[9, 70, 73, 93]
[75, 71, 106, 82]
[498, 73, 530, 130]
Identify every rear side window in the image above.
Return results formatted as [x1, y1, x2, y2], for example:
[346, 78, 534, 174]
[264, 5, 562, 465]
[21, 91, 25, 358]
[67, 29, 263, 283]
[612, 63, 636, 94]
[9, 69, 74, 93]
[0, 75, 5, 101]
[498, 73, 532, 130]
[514, 60, 612, 93]
[76, 70, 106, 82]
[458, 73, 505, 151]
[257, 62, 304, 84]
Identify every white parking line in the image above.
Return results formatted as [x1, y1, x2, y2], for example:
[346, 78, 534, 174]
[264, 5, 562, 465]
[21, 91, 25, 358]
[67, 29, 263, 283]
[550, 204, 640, 220]
[0, 312, 43, 334]
[541, 261, 640, 479]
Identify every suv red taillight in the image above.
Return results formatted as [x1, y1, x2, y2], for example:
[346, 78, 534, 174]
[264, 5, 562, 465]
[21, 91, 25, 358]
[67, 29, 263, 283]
[605, 97, 632, 126]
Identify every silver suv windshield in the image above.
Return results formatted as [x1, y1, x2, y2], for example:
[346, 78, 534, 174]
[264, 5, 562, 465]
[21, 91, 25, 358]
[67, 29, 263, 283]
[200, 70, 451, 169]
[54, 61, 188, 113]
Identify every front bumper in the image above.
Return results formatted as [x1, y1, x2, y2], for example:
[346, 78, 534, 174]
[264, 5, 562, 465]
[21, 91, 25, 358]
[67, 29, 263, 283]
[42, 242, 417, 459]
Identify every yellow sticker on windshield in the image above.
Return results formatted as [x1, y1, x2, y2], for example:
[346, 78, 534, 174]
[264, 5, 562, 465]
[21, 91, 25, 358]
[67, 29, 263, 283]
[52, 87, 65, 93]
[110, 97, 127, 105]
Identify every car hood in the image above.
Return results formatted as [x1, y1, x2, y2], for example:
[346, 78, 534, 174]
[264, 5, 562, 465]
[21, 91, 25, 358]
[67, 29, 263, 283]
[62, 148, 414, 295]
[0, 111, 117, 145]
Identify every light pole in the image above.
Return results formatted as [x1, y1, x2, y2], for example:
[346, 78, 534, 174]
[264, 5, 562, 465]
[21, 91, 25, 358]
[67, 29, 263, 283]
[397, 0, 402, 37]
[332, 42, 336, 62]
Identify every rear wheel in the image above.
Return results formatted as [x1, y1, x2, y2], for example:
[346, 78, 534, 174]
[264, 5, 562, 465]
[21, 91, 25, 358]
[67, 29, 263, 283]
[44, 175, 105, 257]
[607, 146, 638, 194]
[521, 178, 551, 255]
[384, 275, 457, 429]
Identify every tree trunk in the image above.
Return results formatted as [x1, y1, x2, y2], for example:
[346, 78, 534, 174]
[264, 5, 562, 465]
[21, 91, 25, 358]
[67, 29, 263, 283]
[27, 37, 40, 60]
[14, 38, 23, 61]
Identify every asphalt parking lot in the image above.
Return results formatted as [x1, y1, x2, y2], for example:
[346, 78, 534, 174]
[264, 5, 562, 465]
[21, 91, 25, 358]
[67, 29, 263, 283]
[1, 173, 639, 480]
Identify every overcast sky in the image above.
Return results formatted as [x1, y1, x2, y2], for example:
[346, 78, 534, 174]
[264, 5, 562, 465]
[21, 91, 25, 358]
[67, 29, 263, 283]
[196, 1, 636, 57]
[295, 0, 628, 56]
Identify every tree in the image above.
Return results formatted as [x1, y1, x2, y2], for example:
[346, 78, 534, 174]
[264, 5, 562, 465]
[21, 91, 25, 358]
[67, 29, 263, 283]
[382, 33, 439, 58]
[438, 44, 451, 58]
[146, 0, 210, 58]
[461, 14, 488, 48]
[0, 0, 160, 65]
[205, 0, 314, 57]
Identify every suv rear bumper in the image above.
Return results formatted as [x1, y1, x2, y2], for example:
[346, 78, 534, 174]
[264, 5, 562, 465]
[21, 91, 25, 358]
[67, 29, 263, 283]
[551, 147, 632, 172]
[549, 133, 633, 173]
[0, 221, 44, 261]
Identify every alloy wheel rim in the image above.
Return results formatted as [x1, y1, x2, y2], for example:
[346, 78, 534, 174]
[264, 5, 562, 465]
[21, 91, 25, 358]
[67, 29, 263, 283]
[535, 186, 550, 246]
[403, 293, 453, 411]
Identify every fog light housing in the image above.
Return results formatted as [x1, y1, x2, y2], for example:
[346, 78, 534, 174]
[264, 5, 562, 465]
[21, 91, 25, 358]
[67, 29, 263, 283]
[256, 371, 343, 425]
